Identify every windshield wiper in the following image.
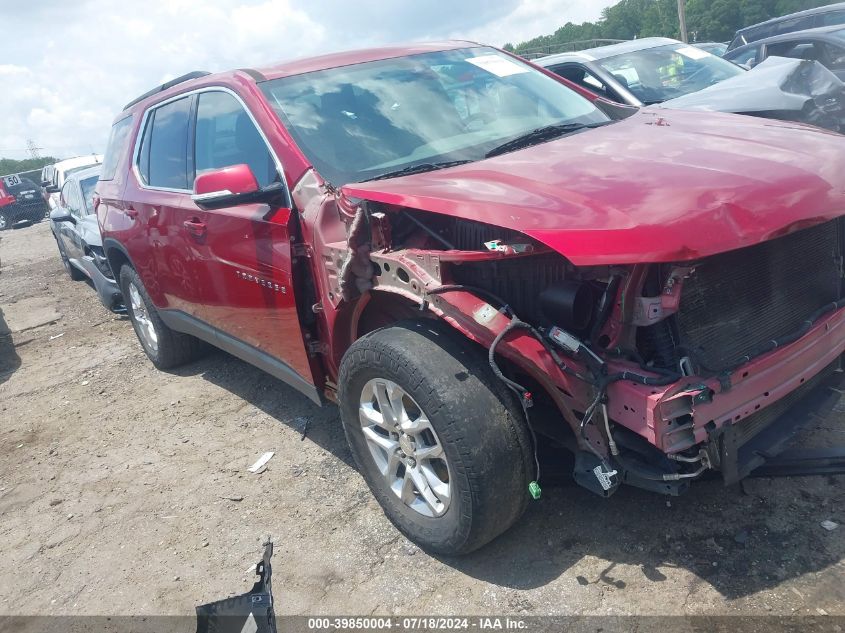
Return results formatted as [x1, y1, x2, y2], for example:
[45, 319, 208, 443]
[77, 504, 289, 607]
[485, 122, 612, 158]
[365, 160, 472, 182]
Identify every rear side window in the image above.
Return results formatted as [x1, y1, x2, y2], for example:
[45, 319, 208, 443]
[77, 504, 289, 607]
[100, 116, 133, 181]
[142, 96, 192, 190]
[194, 91, 278, 188]
[728, 45, 761, 67]
[819, 10, 845, 26]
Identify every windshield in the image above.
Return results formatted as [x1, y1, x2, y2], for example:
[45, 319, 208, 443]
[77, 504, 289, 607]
[80, 175, 99, 214]
[260, 47, 609, 185]
[598, 43, 744, 104]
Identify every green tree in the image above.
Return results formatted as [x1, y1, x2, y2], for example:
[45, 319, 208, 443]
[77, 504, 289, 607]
[511, 0, 831, 55]
[0, 156, 57, 177]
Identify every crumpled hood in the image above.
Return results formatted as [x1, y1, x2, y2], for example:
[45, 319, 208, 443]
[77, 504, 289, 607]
[342, 108, 845, 265]
[660, 56, 845, 114]
[77, 215, 104, 248]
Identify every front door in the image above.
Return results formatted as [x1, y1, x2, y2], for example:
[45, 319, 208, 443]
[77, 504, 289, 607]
[184, 89, 313, 382]
[57, 180, 84, 260]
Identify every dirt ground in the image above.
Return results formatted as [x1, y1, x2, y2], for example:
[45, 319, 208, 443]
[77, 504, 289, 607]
[0, 220, 844, 618]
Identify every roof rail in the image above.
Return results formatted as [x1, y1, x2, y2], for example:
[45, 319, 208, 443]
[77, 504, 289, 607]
[123, 71, 211, 111]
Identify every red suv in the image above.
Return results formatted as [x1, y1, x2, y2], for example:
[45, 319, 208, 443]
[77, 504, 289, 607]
[98, 42, 845, 554]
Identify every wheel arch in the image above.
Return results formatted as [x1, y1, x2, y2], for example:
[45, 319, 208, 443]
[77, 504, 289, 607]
[103, 237, 135, 279]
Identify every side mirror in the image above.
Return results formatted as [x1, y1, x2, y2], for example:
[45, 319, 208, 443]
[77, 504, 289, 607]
[192, 164, 286, 211]
[46, 184, 59, 194]
[40, 180, 50, 188]
[50, 207, 76, 224]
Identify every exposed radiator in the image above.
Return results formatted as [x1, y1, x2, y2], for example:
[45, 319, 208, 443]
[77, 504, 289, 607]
[675, 219, 842, 373]
[451, 253, 570, 324]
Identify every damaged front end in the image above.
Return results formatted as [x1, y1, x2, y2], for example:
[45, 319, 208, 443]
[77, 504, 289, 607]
[662, 56, 845, 133]
[310, 180, 845, 497]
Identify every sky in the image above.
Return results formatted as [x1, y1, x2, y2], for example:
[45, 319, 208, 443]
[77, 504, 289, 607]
[0, 0, 616, 162]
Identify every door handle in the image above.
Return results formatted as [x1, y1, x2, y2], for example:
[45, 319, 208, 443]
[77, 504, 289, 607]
[183, 218, 207, 238]
[125, 206, 138, 219]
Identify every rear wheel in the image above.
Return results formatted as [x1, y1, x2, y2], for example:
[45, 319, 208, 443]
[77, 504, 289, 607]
[119, 265, 205, 369]
[338, 320, 533, 555]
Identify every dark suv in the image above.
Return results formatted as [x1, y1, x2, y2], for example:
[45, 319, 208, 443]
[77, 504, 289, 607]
[98, 42, 845, 555]
[728, 2, 845, 51]
[0, 175, 48, 230]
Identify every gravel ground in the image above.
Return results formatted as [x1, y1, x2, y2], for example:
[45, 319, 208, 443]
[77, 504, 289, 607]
[0, 220, 844, 618]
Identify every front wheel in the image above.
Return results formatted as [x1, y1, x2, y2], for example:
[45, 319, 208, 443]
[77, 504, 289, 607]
[0, 210, 10, 231]
[338, 320, 533, 555]
[119, 266, 205, 369]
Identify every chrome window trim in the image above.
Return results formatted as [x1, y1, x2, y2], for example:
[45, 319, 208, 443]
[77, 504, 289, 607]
[131, 86, 288, 198]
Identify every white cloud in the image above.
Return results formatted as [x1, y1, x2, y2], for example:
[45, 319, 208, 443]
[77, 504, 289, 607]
[0, 0, 615, 162]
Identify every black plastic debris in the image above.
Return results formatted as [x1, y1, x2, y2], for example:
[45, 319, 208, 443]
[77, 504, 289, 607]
[196, 540, 277, 633]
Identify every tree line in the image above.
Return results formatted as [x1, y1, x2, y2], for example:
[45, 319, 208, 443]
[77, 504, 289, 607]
[0, 157, 57, 177]
[506, 0, 834, 54]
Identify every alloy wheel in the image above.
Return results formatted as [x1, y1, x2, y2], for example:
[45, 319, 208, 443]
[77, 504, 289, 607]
[359, 378, 451, 517]
[128, 282, 159, 354]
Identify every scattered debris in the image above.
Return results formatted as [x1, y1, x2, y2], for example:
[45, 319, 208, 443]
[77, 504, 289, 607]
[49, 332, 64, 340]
[817, 608, 829, 616]
[248, 452, 274, 474]
[81, 380, 89, 386]
[221, 495, 244, 502]
[820, 520, 839, 531]
[48, 499, 62, 507]
[197, 541, 276, 633]
[295, 417, 309, 440]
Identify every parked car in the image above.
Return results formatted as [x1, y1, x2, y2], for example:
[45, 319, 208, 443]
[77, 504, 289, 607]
[536, 38, 745, 106]
[49, 165, 123, 311]
[0, 174, 47, 230]
[6, 174, 49, 220]
[99, 42, 845, 555]
[0, 180, 16, 210]
[538, 38, 845, 133]
[661, 55, 845, 132]
[728, 2, 845, 52]
[41, 155, 104, 211]
[724, 24, 845, 79]
[693, 41, 728, 56]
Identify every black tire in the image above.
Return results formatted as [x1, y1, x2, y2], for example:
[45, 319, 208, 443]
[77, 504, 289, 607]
[338, 320, 534, 555]
[56, 238, 86, 281]
[119, 265, 205, 369]
[0, 210, 10, 231]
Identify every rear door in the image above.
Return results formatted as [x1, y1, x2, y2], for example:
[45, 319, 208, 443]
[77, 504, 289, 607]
[184, 89, 313, 382]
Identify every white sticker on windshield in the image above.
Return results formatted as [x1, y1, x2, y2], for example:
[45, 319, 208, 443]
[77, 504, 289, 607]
[466, 54, 529, 77]
[675, 46, 710, 60]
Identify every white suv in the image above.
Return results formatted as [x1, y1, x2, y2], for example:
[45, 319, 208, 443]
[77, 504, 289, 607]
[41, 155, 104, 210]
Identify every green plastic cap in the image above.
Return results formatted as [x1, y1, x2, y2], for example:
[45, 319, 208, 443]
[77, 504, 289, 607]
[528, 481, 542, 500]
